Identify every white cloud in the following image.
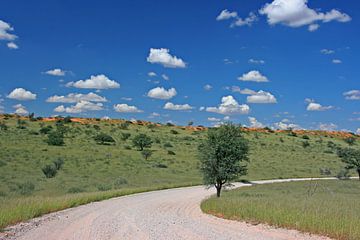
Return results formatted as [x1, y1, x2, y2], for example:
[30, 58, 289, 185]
[54, 101, 103, 113]
[319, 123, 337, 131]
[7, 42, 18, 49]
[320, 49, 335, 54]
[247, 90, 277, 104]
[206, 95, 250, 115]
[216, 9, 238, 21]
[238, 70, 269, 82]
[249, 58, 265, 64]
[163, 102, 193, 111]
[308, 24, 319, 32]
[231, 86, 257, 95]
[148, 112, 160, 118]
[7, 88, 36, 101]
[121, 97, 133, 101]
[343, 90, 360, 100]
[259, 0, 351, 31]
[46, 92, 107, 103]
[147, 87, 177, 100]
[248, 117, 264, 128]
[204, 84, 212, 91]
[161, 74, 170, 80]
[199, 106, 205, 111]
[230, 12, 258, 27]
[0, 20, 17, 41]
[306, 100, 333, 111]
[356, 128, 360, 135]
[13, 104, 28, 115]
[223, 116, 230, 121]
[66, 74, 120, 89]
[148, 72, 157, 77]
[147, 48, 186, 68]
[274, 120, 301, 130]
[208, 117, 221, 122]
[332, 59, 342, 64]
[45, 68, 66, 76]
[113, 104, 143, 113]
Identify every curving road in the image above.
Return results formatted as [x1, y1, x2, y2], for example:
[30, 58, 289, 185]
[3, 178, 334, 240]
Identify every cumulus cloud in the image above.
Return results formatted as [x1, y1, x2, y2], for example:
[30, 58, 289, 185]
[259, 0, 351, 31]
[249, 58, 265, 64]
[0, 20, 17, 41]
[238, 70, 269, 82]
[217, 10, 258, 27]
[306, 99, 333, 111]
[7, 88, 36, 101]
[248, 117, 264, 128]
[121, 97, 133, 101]
[343, 90, 360, 100]
[320, 49, 335, 54]
[148, 72, 157, 77]
[7, 42, 18, 49]
[147, 87, 177, 100]
[230, 86, 257, 95]
[208, 117, 221, 122]
[206, 95, 250, 115]
[66, 74, 120, 89]
[13, 104, 28, 115]
[319, 123, 337, 131]
[147, 48, 186, 68]
[161, 74, 169, 80]
[113, 104, 143, 113]
[54, 101, 103, 113]
[163, 102, 193, 111]
[247, 90, 277, 104]
[274, 120, 301, 130]
[356, 128, 360, 135]
[332, 59, 342, 64]
[45, 68, 66, 76]
[46, 92, 107, 103]
[204, 84, 212, 91]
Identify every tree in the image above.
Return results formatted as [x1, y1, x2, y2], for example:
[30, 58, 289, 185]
[198, 123, 249, 197]
[337, 147, 360, 180]
[132, 133, 152, 151]
[46, 131, 65, 146]
[188, 121, 194, 126]
[94, 133, 115, 145]
[344, 137, 356, 146]
[141, 149, 153, 160]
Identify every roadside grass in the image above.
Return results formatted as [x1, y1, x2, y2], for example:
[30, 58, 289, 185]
[201, 180, 360, 240]
[0, 182, 195, 230]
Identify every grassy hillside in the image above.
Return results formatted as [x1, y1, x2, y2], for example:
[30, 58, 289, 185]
[0, 114, 357, 228]
[201, 180, 360, 240]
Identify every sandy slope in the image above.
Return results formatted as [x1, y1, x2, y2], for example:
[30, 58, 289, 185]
[2, 178, 335, 240]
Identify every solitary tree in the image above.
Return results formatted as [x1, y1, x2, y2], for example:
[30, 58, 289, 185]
[141, 149, 153, 160]
[344, 137, 356, 146]
[132, 133, 152, 151]
[46, 131, 65, 146]
[94, 133, 115, 145]
[198, 123, 249, 197]
[337, 147, 360, 180]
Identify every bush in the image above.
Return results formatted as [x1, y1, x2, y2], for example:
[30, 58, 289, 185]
[344, 137, 356, 146]
[39, 125, 53, 134]
[302, 141, 310, 148]
[121, 132, 131, 141]
[53, 158, 64, 170]
[46, 131, 64, 146]
[170, 129, 179, 134]
[132, 133, 152, 151]
[154, 163, 168, 168]
[93, 125, 101, 131]
[42, 164, 58, 178]
[166, 122, 174, 127]
[302, 135, 310, 140]
[94, 133, 115, 145]
[319, 167, 332, 175]
[336, 169, 350, 180]
[97, 184, 112, 191]
[113, 177, 128, 189]
[288, 131, 297, 137]
[141, 149, 153, 160]
[124, 145, 132, 150]
[17, 182, 35, 195]
[163, 142, 173, 148]
[167, 150, 176, 155]
[119, 122, 130, 130]
[0, 122, 8, 131]
[154, 138, 161, 144]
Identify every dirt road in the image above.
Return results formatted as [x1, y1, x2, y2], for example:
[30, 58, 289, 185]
[3, 178, 333, 240]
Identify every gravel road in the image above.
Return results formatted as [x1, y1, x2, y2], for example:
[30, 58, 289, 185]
[2, 178, 334, 240]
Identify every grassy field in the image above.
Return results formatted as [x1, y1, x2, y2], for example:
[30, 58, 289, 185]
[0, 115, 357, 229]
[201, 180, 360, 240]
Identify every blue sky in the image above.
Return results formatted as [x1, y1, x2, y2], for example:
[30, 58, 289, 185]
[0, 0, 359, 132]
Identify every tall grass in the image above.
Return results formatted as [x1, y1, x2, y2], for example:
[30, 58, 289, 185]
[0, 182, 195, 230]
[201, 180, 360, 240]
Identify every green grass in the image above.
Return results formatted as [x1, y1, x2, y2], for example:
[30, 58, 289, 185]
[201, 180, 360, 240]
[0, 116, 357, 229]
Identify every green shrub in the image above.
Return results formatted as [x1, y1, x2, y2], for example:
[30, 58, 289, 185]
[0, 122, 8, 131]
[124, 145, 132, 150]
[113, 177, 128, 189]
[344, 137, 356, 146]
[168, 150, 176, 155]
[67, 187, 85, 193]
[302, 135, 310, 140]
[132, 133, 152, 151]
[17, 182, 35, 195]
[39, 125, 53, 134]
[119, 122, 130, 130]
[94, 133, 115, 145]
[163, 142, 173, 148]
[121, 132, 131, 141]
[46, 131, 65, 146]
[42, 164, 58, 178]
[53, 158, 64, 170]
[97, 184, 112, 191]
[170, 129, 179, 134]
[302, 141, 310, 148]
[141, 149, 153, 160]
[336, 169, 350, 180]
[154, 163, 168, 168]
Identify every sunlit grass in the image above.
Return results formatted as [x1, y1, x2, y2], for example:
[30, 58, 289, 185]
[201, 180, 360, 240]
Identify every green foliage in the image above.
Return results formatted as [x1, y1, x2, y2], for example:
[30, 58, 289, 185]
[302, 141, 310, 148]
[53, 158, 64, 170]
[170, 129, 179, 134]
[67, 187, 85, 194]
[119, 122, 130, 130]
[167, 150, 176, 155]
[336, 168, 351, 180]
[198, 123, 249, 197]
[344, 137, 356, 146]
[0, 122, 8, 131]
[17, 182, 35, 195]
[46, 131, 65, 146]
[141, 149, 153, 160]
[42, 164, 58, 178]
[302, 135, 310, 140]
[121, 132, 131, 141]
[94, 133, 115, 145]
[113, 177, 128, 189]
[337, 147, 360, 179]
[163, 142, 173, 148]
[39, 125, 53, 134]
[132, 133, 152, 151]
[17, 119, 27, 129]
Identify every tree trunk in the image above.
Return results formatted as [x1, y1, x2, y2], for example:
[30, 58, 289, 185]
[216, 184, 222, 197]
[357, 168, 360, 181]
